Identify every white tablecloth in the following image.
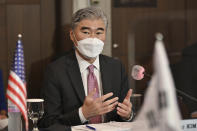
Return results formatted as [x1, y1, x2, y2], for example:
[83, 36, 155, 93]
[72, 121, 146, 131]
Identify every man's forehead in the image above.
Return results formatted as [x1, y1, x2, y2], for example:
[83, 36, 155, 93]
[77, 19, 105, 30]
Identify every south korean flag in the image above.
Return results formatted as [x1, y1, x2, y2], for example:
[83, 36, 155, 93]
[134, 33, 182, 131]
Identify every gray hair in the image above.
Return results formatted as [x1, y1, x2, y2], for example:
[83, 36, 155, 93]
[71, 7, 108, 30]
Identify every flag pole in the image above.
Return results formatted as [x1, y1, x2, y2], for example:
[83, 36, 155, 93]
[18, 34, 22, 40]
[6, 34, 28, 131]
[155, 32, 163, 41]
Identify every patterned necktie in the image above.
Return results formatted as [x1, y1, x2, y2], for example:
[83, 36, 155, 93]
[87, 64, 102, 124]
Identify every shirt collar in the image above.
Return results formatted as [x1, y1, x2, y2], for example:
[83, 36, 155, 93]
[75, 51, 100, 73]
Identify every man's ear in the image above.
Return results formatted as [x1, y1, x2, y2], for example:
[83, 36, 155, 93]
[69, 30, 77, 46]
[69, 30, 74, 42]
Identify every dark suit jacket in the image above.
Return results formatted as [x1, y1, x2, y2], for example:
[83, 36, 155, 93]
[171, 43, 197, 115]
[38, 51, 131, 128]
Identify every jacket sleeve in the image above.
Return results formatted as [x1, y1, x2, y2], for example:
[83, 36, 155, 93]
[118, 61, 134, 121]
[120, 62, 131, 102]
[106, 60, 134, 122]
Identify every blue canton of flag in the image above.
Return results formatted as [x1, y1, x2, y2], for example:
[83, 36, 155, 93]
[12, 39, 25, 82]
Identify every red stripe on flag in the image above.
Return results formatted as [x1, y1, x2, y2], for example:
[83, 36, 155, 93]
[7, 72, 28, 131]
[6, 94, 28, 131]
[7, 84, 26, 109]
[9, 74, 26, 97]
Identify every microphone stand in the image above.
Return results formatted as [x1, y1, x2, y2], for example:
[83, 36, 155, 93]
[132, 66, 197, 103]
[176, 89, 197, 103]
[143, 72, 197, 103]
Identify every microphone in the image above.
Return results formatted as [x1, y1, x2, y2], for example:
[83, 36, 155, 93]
[131, 65, 151, 80]
[131, 65, 197, 103]
[131, 65, 145, 80]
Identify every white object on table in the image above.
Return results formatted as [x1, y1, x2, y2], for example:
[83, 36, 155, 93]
[181, 119, 197, 131]
[72, 121, 146, 131]
[0, 118, 8, 130]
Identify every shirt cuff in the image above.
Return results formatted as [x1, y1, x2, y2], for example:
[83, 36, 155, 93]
[122, 110, 134, 122]
[79, 107, 88, 123]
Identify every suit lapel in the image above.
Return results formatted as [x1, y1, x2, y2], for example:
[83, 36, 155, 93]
[67, 53, 112, 103]
[67, 52, 85, 103]
[100, 55, 112, 95]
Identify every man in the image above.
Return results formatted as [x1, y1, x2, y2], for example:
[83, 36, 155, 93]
[39, 7, 133, 128]
[0, 69, 7, 130]
[171, 43, 197, 118]
[0, 69, 7, 120]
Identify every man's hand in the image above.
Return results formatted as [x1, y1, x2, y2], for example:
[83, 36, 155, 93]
[0, 110, 7, 120]
[0, 115, 7, 120]
[82, 88, 119, 119]
[117, 89, 133, 120]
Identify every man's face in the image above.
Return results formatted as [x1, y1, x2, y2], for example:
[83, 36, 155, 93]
[70, 18, 106, 46]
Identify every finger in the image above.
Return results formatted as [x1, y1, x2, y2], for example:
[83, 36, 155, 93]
[125, 89, 132, 100]
[2, 115, 6, 119]
[117, 106, 128, 116]
[100, 101, 118, 114]
[118, 102, 128, 110]
[100, 92, 113, 102]
[112, 101, 119, 108]
[102, 97, 119, 107]
[123, 99, 132, 107]
[88, 88, 97, 98]
[117, 102, 131, 115]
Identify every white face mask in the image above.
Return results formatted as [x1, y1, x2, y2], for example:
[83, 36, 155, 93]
[75, 37, 104, 58]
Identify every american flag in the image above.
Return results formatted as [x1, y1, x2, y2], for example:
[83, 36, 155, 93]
[6, 36, 28, 130]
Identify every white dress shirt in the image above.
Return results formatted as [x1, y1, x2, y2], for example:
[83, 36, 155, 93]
[75, 51, 133, 123]
[75, 51, 103, 123]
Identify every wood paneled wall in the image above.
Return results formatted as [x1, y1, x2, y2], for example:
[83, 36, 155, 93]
[112, 0, 197, 94]
[0, 2, 7, 96]
[0, 0, 61, 98]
